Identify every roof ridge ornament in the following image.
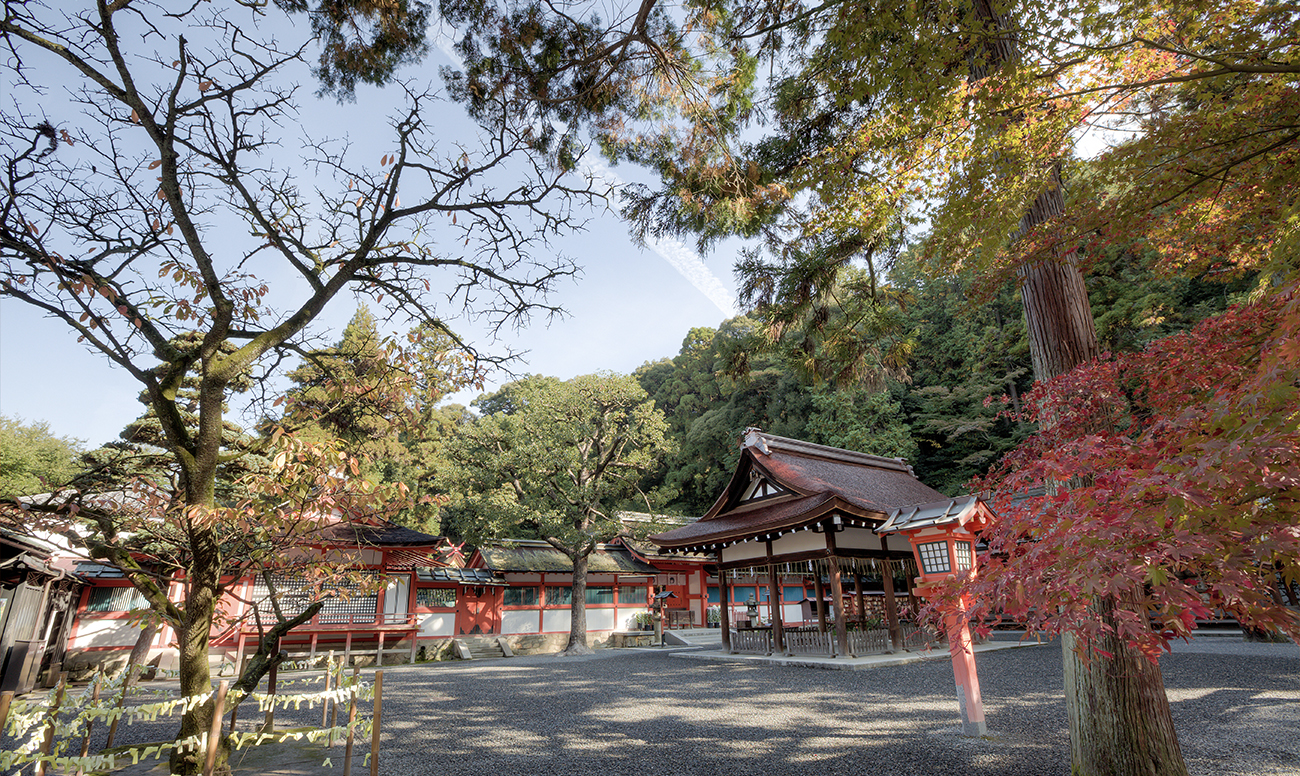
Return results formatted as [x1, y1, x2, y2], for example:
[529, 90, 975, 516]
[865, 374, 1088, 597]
[743, 427, 771, 455]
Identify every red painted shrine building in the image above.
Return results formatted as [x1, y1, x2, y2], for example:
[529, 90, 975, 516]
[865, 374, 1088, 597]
[649, 429, 989, 658]
[56, 429, 993, 674]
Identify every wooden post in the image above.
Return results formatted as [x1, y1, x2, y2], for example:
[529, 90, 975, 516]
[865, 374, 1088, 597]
[203, 680, 229, 776]
[766, 563, 784, 655]
[854, 573, 868, 628]
[376, 632, 385, 668]
[370, 670, 383, 776]
[106, 664, 135, 748]
[263, 640, 279, 733]
[234, 633, 247, 680]
[717, 564, 732, 653]
[327, 661, 341, 748]
[880, 539, 904, 652]
[75, 675, 103, 776]
[322, 653, 334, 728]
[408, 633, 418, 664]
[343, 667, 359, 776]
[309, 633, 319, 666]
[826, 556, 850, 658]
[37, 672, 68, 776]
[813, 572, 827, 633]
[344, 632, 353, 667]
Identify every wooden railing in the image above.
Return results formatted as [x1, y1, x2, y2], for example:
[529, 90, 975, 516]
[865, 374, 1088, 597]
[848, 628, 890, 655]
[784, 628, 834, 656]
[728, 623, 937, 657]
[730, 628, 773, 654]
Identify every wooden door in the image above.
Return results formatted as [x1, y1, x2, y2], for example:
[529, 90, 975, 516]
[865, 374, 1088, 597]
[455, 586, 500, 635]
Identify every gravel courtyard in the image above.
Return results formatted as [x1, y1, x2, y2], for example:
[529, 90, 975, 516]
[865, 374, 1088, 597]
[358, 637, 1297, 776]
[11, 637, 1295, 775]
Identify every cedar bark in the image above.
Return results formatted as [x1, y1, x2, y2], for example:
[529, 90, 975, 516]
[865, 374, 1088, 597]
[971, 3, 1187, 774]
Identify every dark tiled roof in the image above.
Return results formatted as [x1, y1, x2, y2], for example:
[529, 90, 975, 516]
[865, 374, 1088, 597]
[416, 567, 505, 585]
[652, 431, 948, 549]
[315, 521, 444, 547]
[475, 541, 658, 574]
[652, 493, 845, 549]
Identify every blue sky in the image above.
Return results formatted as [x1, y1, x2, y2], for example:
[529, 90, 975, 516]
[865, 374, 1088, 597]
[0, 21, 742, 449]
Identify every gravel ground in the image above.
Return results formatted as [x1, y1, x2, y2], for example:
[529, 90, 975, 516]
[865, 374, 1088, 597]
[6, 637, 1296, 776]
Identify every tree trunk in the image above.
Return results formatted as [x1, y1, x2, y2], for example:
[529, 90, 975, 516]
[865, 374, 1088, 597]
[126, 621, 159, 679]
[168, 524, 224, 775]
[1063, 599, 1187, 776]
[170, 578, 224, 774]
[1018, 181, 1185, 776]
[965, 2, 1188, 772]
[564, 554, 594, 655]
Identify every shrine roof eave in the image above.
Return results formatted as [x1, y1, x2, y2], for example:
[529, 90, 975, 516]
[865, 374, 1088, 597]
[650, 492, 883, 553]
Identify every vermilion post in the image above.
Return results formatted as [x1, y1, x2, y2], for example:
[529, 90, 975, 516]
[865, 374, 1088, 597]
[945, 600, 986, 736]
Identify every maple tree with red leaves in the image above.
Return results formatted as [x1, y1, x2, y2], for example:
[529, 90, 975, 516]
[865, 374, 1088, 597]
[921, 282, 1300, 652]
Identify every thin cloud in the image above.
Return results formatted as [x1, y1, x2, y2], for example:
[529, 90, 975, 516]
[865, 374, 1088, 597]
[585, 159, 738, 318]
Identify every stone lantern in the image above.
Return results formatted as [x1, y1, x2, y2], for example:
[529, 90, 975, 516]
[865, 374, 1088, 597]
[878, 495, 994, 736]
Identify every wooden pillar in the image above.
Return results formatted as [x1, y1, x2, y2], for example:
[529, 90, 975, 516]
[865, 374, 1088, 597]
[826, 553, 849, 659]
[344, 632, 353, 667]
[882, 561, 903, 652]
[309, 633, 319, 665]
[377, 632, 386, 668]
[766, 563, 784, 655]
[880, 537, 903, 651]
[717, 562, 732, 654]
[854, 573, 868, 628]
[813, 572, 827, 633]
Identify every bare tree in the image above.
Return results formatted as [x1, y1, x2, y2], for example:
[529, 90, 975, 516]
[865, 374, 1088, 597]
[1, 2, 601, 771]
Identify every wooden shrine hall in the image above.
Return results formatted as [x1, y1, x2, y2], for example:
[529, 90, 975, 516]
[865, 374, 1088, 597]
[650, 429, 982, 658]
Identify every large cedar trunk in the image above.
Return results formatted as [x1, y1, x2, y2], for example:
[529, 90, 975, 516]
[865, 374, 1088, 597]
[1063, 600, 1187, 776]
[565, 554, 594, 655]
[1019, 184, 1186, 775]
[966, 0, 1189, 768]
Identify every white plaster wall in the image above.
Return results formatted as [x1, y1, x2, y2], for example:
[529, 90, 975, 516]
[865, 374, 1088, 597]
[542, 609, 571, 632]
[836, 528, 884, 552]
[616, 607, 647, 630]
[586, 608, 615, 632]
[418, 612, 454, 638]
[721, 541, 767, 564]
[502, 610, 541, 634]
[783, 604, 802, 624]
[771, 531, 827, 555]
[70, 618, 138, 649]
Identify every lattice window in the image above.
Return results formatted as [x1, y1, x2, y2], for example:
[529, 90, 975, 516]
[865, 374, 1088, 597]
[416, 587, 456, 609]
[618, 585, 646, 605]
[917, 541, 952, 574]
[85, 586, 148, 613]
[954, 541, 973, 571]
[248, 572, 379, 625]
[585, 586, 614, 605]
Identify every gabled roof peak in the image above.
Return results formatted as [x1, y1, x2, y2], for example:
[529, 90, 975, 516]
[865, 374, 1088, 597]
[742, 428, 914, 475]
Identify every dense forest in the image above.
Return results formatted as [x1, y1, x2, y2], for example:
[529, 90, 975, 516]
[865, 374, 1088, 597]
[631, 245, 1254, 516]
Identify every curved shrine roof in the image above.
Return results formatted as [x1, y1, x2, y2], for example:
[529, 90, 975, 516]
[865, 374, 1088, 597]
[651, 431, 948, 550]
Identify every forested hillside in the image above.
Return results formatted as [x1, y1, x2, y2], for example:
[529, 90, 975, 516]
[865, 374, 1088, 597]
[636, 247, 1254, 516]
